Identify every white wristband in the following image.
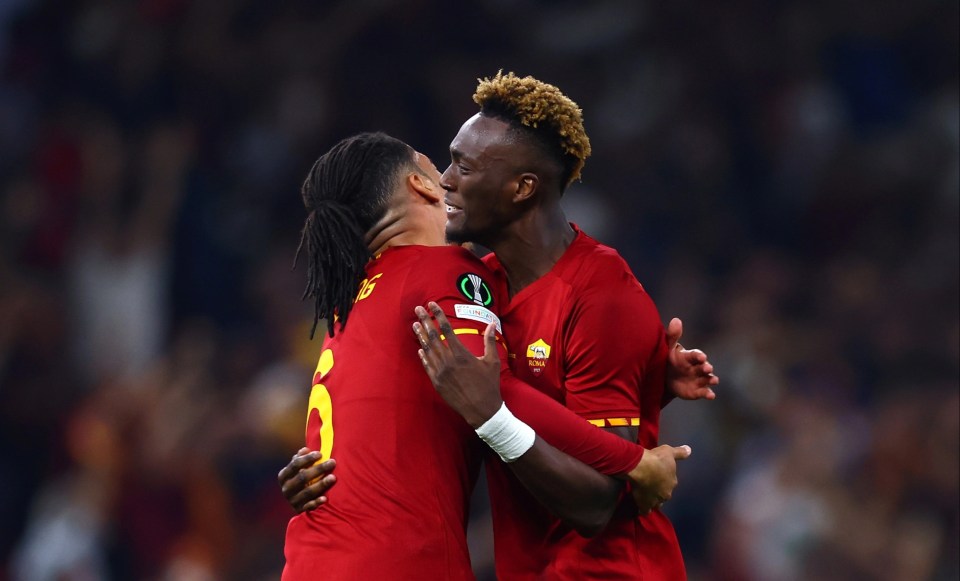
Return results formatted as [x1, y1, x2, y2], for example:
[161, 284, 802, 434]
[475, 402, 536, 463]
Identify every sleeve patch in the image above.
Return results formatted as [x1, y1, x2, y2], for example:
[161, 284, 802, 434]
[456, 273, 494, 307]
[454, 303, 502, 333]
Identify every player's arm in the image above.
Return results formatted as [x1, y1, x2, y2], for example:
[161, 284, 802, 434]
[413, 304, 617, 536]
[663, 317, 719, 405]
[562, 282, 695, 514]
[500, 371, 691, 524]
[414, 303, 688, 535]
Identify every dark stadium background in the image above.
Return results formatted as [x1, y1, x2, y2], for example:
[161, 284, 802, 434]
[0, 1, 957, 579]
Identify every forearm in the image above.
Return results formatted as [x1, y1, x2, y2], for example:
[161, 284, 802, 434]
[487, 375, 641, 536]
[504, 437, 622, 537]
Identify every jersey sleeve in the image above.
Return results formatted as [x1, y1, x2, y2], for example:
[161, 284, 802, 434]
[403, 247, 643, 475]
[500, 370, 643, 475]
[402, 246, 506, 358]
[562, 280, 665, 424]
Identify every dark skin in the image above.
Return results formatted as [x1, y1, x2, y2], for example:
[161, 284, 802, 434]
[444, 121, 574, 296]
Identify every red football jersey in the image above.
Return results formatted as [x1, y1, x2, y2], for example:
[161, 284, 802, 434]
[482, 225, 686, 580]
[282, 244, 646, 580]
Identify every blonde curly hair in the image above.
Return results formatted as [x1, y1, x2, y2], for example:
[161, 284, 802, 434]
[473, 71, 591, 187]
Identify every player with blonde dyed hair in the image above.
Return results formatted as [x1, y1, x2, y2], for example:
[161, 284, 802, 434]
[415, 71, 701, 578]
[472, 70, 591, 184]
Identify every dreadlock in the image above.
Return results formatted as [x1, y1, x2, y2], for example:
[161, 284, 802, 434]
[473, 71, 592, 189]
[294, 132, 415, 338]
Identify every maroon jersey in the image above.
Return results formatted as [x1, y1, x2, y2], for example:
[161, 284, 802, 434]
[282, 244, 644, 581]
[483, 225, 686, 580]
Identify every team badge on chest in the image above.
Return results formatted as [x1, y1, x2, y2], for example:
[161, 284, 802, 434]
[526, 338, 551, 375]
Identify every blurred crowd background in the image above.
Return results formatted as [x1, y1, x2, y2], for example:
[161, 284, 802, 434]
[0, 0, 957, 580]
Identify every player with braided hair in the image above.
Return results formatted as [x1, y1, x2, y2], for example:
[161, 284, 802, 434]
[294, 133, 414, 338]
[279, 131, 709, 580]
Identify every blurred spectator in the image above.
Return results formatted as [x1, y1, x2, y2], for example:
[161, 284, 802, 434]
[68, 117, 193, 384]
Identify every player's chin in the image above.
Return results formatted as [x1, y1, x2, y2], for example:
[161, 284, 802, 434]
[444, 221, 469, 244]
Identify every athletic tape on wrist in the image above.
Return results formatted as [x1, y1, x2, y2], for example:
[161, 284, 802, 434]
[475, 402, 536, 463]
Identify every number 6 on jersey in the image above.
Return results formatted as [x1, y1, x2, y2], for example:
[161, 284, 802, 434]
[306, 348, 334, 461]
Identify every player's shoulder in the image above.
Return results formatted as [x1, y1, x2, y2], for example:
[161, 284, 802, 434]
[386, 244, 498, 305]
[562, 234, 664, 343]
[386, 244, 492, 274]
[563, 230, 643, 291]
[426, 244, 495, 278]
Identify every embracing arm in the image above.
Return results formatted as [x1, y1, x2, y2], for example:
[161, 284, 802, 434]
[488, 413, 623, 537]
[413, 303, 688, 536]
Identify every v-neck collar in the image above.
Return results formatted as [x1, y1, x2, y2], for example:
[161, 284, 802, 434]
[488, 223, 585, 316]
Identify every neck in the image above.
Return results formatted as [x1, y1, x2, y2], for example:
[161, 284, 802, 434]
[488, 202, 575, 297]
[365, 204, 444, 256]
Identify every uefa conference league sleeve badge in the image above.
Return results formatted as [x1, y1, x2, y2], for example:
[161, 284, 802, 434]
[454, 273, 501, 333]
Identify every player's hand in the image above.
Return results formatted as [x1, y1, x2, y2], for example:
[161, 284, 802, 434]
[278, 447, 337, 513]
[666, 318, 719, 400]
[413, 302, 503, 429]
[626, 444, 691, 514]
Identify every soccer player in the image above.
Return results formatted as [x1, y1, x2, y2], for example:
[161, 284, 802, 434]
[279, 132, 701, 580]
[413, 71, 698, 579]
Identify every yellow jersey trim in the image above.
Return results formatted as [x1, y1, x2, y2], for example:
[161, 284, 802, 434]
[439, 328, 503, 342]
[585, 418, 641, 428]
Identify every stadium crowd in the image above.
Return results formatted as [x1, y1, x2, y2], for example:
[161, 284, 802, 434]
[0, 0, 956, 579]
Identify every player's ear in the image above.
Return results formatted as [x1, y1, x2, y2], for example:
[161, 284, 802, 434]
[408, 172, 442, 204]
[513, 173, 538, 203]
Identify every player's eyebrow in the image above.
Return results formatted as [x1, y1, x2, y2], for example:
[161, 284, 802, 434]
[450, 147, 477, 164]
